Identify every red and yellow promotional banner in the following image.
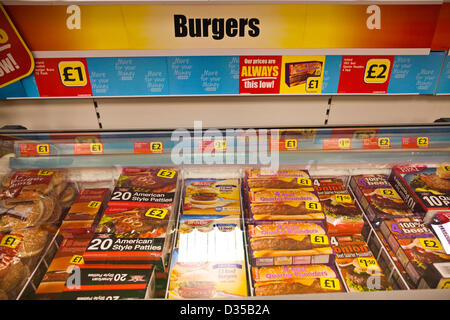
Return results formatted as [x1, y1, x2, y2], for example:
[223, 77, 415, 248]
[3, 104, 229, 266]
[4, 4, 441, 52]
[0, 5, 34, 88]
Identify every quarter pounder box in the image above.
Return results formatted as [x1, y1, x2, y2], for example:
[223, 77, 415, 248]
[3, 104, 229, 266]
[388, 164, 450, 223]
[349, 174, 414, 227]
[380, 217, 450, 287]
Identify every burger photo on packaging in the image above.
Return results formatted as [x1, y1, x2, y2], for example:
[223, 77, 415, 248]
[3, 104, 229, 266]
[367, 188, 412, 219]
[177, 269, 217, 299]
[406, 164, 450, 195]
[403, 238, 450, 275]
[338, 259, 392, 292]
[189, 187, 220, 206]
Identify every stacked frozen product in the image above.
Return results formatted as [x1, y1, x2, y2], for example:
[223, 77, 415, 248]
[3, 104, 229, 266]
[35, 167, 180, 300]
[350, 165, 450, 290]
[0, 169, 78, 300]
[167, 178, 248, 299]
[243, 169, 344, 296]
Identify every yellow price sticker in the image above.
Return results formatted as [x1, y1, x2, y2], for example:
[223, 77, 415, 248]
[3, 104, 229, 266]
[319, 278, 341, 291]
[338, 138, 351, 149]
[379, 188, 398, 198]
[145, 208, 169, 220]
[357, 257, 379, 270]
[36, 144, 50, 154]
[89, 143, 103, 153]
[438, 279, 450, 289]
[214, 140, 226, 151]
[88, 201, 101, 209]
[38, 169, 54, 176]
[416, 137, 429, 148]
[150, 142, 163, 153]
[305, 201, 322, 211]
[305, 77, 321, 93]
[0, 235, 22, 249]
[310, 234, 329, 245]
[377, 137, 391, 148]
[364, 59, 391, 84]
[297, 178, 312, 186]
[69, 255, 84, 264]
[284, 139, 298, 150]
[335, 194, 352, 204]
[58, 61, 88, 87]
[157, 169, 176, 179]
[419, 238, 443, 250]
[440, 165, 450, 173]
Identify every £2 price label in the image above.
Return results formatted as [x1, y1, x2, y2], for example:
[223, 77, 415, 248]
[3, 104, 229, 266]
[378, 137, 391, 148]
[419, 238, 443, 250]
[416, 137, 429, 148]
[150, 142, 163, 153]
[145, 208, 168, 220]
[364, 59, 391, 84]
[157, 169, 176, 179]
[58, 61, 88, 87]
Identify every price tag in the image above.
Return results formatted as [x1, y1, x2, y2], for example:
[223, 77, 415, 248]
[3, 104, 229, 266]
[157, 169, 176, 179]
[284, 139, 298, 150]
[335, 194, 352, 203]
[150, 142, 163, 153]
[416, 137, 429, 148]
[38, 169, 54, 176]
[58, 61, 88, 87]
[438, 279, 450, 289]
[36, 144, 50, 154]
[214, 140, 226, 151]
[305, 201, 322, 211]
[419, 238, 443, 250]
[319, 278, 341, 291]
[379, 188, 398, 198]
[297, 178, 312, 186]
[310, 234, 329, 245]
[88, 201, 101, 209]
[89, 143, 103, 153]
[69, 255, 84, 264]
[357, 257, 379, 269]
[145, 208, 168, 220]
[377, 137, 391, 148]
[305, 77, 321, 93]
[0, 235, 22, 248]
[338, 138, 351, 149]
[364, 59, 391, 84]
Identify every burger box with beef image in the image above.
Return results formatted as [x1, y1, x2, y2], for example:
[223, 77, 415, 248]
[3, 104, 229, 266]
[349, 174, 414, 228]
[82, 203, 176, 267]
[35, 237, 92, 300]
[331, 234, 393, 292]
[312, 177, 364, 235]
[380, 217, 450, 288]
[108, 167, 178, 207]
[247, 221, 334, 267]
[59, 188, 110, 239]
[167, 214, 248, 298]
[61, 263, 155, 300]
[388, 164, 450, 223]
[183, 179, 241, 215]
[251, 264, 344, 296]
[244, 169, 314, 190]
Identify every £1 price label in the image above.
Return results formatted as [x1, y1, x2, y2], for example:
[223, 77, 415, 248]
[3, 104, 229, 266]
[36, 144, 50, 155]
[305, 201, 322, 211]
[305, 77, 321, 93]
[58, 61, 88, 87]
[0, 235, 22, 248]
[297, 178, 312, 186]
[88, 201, 101, 209]
[89, 143, 103, 153]
[157, 169, 176, 179]
[319, 278, 341, 291]
[69, 255, 84, 264]
[364, 59, 391, 84]
[145, 208, 168, 220]
[284, 139, 298, 150]
[311, 234, 329, 245]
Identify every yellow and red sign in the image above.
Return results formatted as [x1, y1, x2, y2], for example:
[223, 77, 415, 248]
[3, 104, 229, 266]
[0, 5, 34, 88]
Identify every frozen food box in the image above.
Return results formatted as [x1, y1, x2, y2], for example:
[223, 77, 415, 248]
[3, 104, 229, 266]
[167, 250, 248, 299]
[61, 263, 155, 300]
[247, 221, 334, 267]
[251, 264, 344, 296]
[0, 169, 77, 231]
[35, 237, 92, 300]
[183, 179, 241, 215]
[331, 234, 393, 292]
[388, 164, 450, 223]
[312, 177, 364, 235]
[59, 188, 110, 239]
[82, 204, 176, 266]
[349, 174, 414, 227]
[108, 167, 178, 207]
[247, 188, 319, 203]
[380, 217, 450, 287]
[245, 168, 312, 190]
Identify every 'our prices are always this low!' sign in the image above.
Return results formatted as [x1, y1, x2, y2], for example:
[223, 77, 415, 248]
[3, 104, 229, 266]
[0, 5, 34, 88]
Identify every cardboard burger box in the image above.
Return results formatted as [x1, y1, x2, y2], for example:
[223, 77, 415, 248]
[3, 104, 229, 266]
[312, 177, 364, 235]
[331, 234, 393, 292]
[349, 174, 414, 228]
[247, 221, 334, 267]
[388, 164, 450, 223]
[251, 264, 345, 296]
[61, 263, 155, 300]
[380, 217, 450, 288]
